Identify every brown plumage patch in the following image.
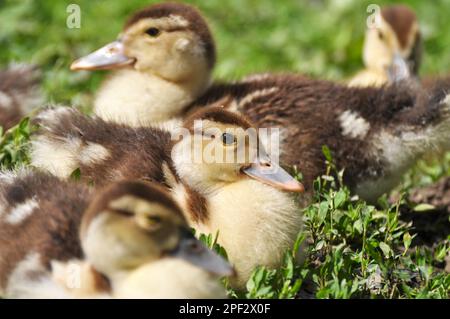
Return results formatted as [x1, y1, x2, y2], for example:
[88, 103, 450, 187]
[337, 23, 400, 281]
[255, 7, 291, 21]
[124, 2, 216, 68]
[33, 107, 174, 188]
[184, 106, 253, 133]
[90, 266, 111, 293]
[81, 180, 185, 235]
[381, 5, 418, 49]
[0, 170, 89, 289]
[183, 182, 209, 223]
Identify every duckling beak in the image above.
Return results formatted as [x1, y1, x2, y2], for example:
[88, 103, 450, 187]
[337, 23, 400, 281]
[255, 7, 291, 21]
[169, 230, 235, 277]
[387, 52, 410, 83]
[242, 153, 304, 193]
[70, 41, 135, 71]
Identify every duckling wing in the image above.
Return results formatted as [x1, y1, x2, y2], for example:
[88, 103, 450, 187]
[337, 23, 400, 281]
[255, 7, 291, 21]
[31, 107, 173, 187]
[0, 169, 89, 298]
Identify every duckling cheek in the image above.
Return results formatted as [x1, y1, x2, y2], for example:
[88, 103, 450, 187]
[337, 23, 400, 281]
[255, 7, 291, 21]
[223, 147, 237, 164]
[364, 32, 391, 69]
[175, 38, 191, 52]
[135, 215, 154, 230]
[159, 231, 180, 253]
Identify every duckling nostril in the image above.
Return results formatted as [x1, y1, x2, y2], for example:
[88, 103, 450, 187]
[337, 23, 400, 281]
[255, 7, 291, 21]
[188, 241, 204, 254]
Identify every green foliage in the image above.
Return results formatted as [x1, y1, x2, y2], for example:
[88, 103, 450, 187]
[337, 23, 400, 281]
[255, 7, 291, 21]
[199, 231, 228, 260]
[69, 168, 81, 181]
[234, 149, 450, 299]
[244, 233, 308, 299]
[0, 118, 33, 169]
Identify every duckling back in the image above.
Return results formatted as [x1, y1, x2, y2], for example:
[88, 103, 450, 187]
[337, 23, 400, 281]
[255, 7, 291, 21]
[31, 107, 173, 185]
[0, 169, 90, 298]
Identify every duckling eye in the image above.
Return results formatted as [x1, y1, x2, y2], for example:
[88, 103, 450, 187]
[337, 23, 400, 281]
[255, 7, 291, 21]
[377, 30, 384, 40]
[138, 214, 163, 231]
[221, 133, 236, 145]
[145, 27, 160, 37]
[147, 215, 162, 224]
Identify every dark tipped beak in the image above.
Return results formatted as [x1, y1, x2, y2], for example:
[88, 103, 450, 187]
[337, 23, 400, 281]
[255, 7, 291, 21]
[242, 153, 304, 193]
[169, 231, 235, 277]
[70, 41, 135, 71]
[387, 53, 410, 83]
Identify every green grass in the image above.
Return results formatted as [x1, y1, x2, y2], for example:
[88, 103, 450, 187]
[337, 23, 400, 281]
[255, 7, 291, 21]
[242, 157, 449, 299]
[0, 0, 449, 299]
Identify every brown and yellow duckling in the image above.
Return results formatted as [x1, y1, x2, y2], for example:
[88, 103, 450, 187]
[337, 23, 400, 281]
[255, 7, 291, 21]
[70, 2, 450, 204]
[0, 64, 41, 130]
[0, 169, 232, 298]
[31, 106, 304, 288]
[348, 4, 422, 87]
[191, 75, 450, 203]
[71, 2, 215, 126]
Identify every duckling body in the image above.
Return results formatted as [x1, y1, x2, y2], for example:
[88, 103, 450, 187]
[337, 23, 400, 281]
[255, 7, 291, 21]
[115, 259, 227, 299]
[95, 69, 207, 126]
[189, 75, 450, 203]
[0, 65, 41, 130]
[0, 170, 90, 298]
[201, 179, 302, 287]
[0, 170, 230, 298]
[31, 107, 304, 288]
[349, 5, 422, 87]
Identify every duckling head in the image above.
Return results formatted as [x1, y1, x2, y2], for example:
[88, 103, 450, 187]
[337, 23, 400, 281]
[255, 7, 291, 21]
[71, 2, 215, 85]
[363, 4, 421, 82]
[171, 107, 304, 195]
[80, 180, 233, 280]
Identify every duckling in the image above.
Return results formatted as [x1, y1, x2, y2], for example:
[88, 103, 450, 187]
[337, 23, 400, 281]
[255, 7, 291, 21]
[348, 5, 422, 87]
[70, 2, 450, 204]
[190, 75, 450, 203]
[79, 177, 232, 299]
[71, 2, 215, 126]
[30, 106, 304, 288]
[0, 169, 232, 298]
[0, 64, 42, 130]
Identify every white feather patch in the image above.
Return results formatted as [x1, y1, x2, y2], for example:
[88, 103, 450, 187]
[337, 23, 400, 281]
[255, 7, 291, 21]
[339, 110, 370, 139]
[36, 107, 72, 126]
[5, 198, 39, 224]
[5, 252, 74, 299]
[31, 136, 81, 178]
[79, 142, 110, 165]
[238, 87, 279, 109]
[0, 91, 13, 109]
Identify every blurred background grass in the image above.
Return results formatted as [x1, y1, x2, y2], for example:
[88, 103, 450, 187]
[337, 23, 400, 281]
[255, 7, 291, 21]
[1, 0, 450, 109]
